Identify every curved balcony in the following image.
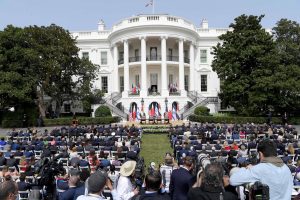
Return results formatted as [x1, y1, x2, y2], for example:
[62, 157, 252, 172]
[118, 55, 190, 65]
[129, 56, 141, 62]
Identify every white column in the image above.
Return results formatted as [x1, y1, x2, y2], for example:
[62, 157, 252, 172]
[123, 40, 129, 97]
[178, 38, 185, 95]
[113, 45, 119, 93]
[140, 36, 147, 97]
[189, 42, 195, 92]
[161, 36, 168, 96]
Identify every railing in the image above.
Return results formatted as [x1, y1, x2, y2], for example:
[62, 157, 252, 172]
[167, 56, 179, 62]
[169, 90, 180, 96]
[180, 96, 219, 119]
[128, 91, 140, 96]
[147, 55, 161, 61]
[129, 56, 141, 62]
[103, 93, 129, 119]
[148, 91, 161, 96]
[111, 92, 122, 105]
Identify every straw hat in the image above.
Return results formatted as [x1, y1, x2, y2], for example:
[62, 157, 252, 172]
[120, 161, 136, 177]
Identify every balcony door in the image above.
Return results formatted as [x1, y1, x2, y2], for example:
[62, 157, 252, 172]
[150, 73, 158, 92]
[150, 47, 157, 60]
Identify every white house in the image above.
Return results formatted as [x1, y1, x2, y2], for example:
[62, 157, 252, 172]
[71, 14, 228, 119]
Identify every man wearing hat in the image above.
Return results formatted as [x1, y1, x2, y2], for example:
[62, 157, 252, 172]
[116, 160, 139, 199]
[77, 171, 118, 200]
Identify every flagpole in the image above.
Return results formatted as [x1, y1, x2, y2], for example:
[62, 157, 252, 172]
[152, 0, 155, 14]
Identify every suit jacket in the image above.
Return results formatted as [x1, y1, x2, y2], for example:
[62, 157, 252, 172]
[169, 167, 193, 200]
[138, 192, 171, 200]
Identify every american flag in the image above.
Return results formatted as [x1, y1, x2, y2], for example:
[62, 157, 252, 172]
[145, 0, 153, 7]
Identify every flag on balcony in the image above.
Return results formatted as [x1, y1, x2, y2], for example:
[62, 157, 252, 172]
[145, 0, 153, 7]
[172, 105, 177, 120]
[155, 104, 159, 117]
[136, 107, 140, 121]
[151, 104, 155, 117]
[129, 106, 132, 121]
[132, 104, 136, 121]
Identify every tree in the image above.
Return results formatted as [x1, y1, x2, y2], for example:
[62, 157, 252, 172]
[272, 19, 300, 115]
[212, 15, 279, 115]
[23, 24, 98, 117]
[0, 26, 37, 110]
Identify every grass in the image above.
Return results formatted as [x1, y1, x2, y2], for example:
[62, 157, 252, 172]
[140, 134, 173, 168]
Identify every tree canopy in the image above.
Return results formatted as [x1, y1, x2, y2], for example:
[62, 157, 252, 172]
[212, 14, 300, 116]
[0, 24, 98, 117]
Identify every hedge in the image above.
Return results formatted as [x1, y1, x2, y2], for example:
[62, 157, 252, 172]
[43, 116, 120, 126]
[189, 114, 285, 124]
[95, 105, 111, 117]
[194, 106, 210, 116]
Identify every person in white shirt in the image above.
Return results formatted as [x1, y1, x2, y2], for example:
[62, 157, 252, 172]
[116, 160, 139, 200]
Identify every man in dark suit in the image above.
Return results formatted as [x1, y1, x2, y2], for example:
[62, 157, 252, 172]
[134, 171, 170, 200]
[169, 156, 194, 200]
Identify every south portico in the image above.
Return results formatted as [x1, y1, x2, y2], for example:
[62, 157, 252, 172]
[111, 35, 197, 99]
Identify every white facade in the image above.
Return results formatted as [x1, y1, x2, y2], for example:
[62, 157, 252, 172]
[72, 15, 228, 119]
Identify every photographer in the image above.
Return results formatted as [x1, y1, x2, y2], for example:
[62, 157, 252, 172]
[230, 139, 293, 200]
[188, 162, 238, 200]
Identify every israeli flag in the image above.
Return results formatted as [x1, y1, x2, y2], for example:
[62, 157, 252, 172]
[136, 107, 140, 121]
[172, 105, 177, 120]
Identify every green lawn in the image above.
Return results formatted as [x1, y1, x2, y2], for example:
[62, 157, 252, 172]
[140, 134, 173, 168]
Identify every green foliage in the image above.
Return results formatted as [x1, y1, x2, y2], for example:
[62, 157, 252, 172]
[189, 114, 284, 124]
[0, 24, 98, 116]
[212, 15, 300, 116]
[43, 116, 119, 126]
[194, 106, 210, 116]
[0, 26, 37, 108]
[81, 89, 104, 112]
[1, 120, 23, 128]
[271, 19, 300, 114]
[212, 15, 279, 115]
[95, 105, 112, 117]
[1, 103, 39, 127]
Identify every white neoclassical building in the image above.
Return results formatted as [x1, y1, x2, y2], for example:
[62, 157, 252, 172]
[72, 14, 229, 120]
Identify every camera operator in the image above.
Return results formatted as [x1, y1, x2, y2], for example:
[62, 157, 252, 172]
[188, 162, 238, 200]
[230, 139, 293, 200]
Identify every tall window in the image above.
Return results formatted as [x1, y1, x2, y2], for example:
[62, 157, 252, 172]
[64, 104, 71, 113]
[120, 76, 124, 92]
[101, 76, 108, 93]
[200, 49, 207, 63]
[201, 75, 207, 92]
[135, 49, 139, 57]
[82, 52, 89, 59]
[168, 48, 173, 60]
[184, 75, 189, 91]
[135, 75, 140, 87]
[169, 74, 173, 85]
[101, 51, 107, 65]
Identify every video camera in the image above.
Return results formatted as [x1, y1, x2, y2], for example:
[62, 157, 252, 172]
[245, 181, 269, 200]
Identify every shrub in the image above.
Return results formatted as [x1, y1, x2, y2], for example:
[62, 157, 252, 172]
[95, 105, 111, 117]
[194, 106, 210, 116]
[1, 120, 23, 128]
[43, 116, 119, 126]
[189, 114, 283, 124]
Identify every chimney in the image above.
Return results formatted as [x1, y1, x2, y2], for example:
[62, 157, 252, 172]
[201, 19, 208, 29]
[98, 19, 105, 31]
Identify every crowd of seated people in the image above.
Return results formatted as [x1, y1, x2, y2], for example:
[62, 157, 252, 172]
[0, 122, 299, 200]
[167, 122, 299, 199]
[0, 124, 143, 199]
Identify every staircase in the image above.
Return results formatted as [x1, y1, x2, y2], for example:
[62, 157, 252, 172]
[179, 91, 218, 119]
[103, 92, 129, 120]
